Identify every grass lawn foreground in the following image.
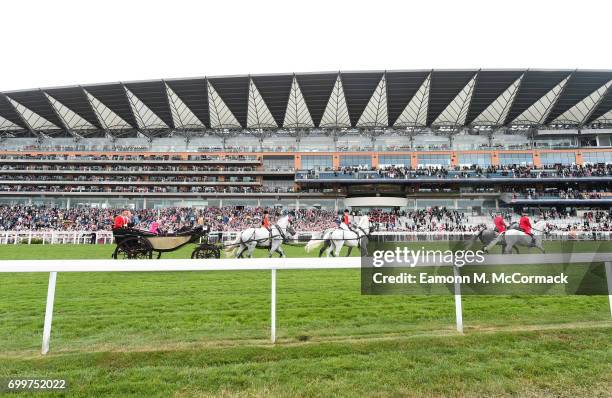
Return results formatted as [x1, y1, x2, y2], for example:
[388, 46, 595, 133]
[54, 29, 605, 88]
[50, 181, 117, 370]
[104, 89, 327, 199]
[0, 242, 610, 397]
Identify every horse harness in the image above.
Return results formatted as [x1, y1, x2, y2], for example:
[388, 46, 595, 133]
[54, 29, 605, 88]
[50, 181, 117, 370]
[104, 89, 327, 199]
[338, 225, 369, 246]
[239, 223, 286, 246]
[272, 223, 288, 243]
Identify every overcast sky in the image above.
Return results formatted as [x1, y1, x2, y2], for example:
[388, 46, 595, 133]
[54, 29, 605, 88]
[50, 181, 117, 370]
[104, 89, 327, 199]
[2, 0, 610, 91]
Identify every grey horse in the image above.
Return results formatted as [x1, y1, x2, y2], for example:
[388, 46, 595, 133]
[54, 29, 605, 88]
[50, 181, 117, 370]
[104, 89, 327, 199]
[225, 215, 296, 258]
[465, 224, 519, 254]
[482, 220, 549, 254]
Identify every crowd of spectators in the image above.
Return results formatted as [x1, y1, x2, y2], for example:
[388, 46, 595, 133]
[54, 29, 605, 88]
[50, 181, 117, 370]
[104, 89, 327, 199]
[0, 205, 335, 233]
[300, 164, 612, 179]
[0, 164, 258, 172]
[0, 204, 494, 234]
[2, 204, 612, 234]
[0, 185, 293, 194]
[0, 175, 255, 183]
[511, 189, 607, 200]
[358, 207, 473, 232]
[0, 154, 258, 162]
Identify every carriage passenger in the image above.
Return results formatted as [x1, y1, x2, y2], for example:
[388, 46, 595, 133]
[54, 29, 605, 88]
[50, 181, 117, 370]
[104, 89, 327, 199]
[149, 219, 160, 235]
[113, 210, 132, 230]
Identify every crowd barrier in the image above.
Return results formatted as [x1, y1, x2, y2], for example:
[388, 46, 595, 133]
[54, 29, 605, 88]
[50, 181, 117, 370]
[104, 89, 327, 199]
[0, 230, 114, 245]
[1, 230, 612, 245]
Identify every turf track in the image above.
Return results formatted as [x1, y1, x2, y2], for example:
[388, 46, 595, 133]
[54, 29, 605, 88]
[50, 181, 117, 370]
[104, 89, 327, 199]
[0, 242, 610, 397]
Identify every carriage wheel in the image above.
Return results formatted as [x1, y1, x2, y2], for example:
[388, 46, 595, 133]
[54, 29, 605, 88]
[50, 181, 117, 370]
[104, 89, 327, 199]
[113, 237, 153, 259]
[191, 245, 221, 259]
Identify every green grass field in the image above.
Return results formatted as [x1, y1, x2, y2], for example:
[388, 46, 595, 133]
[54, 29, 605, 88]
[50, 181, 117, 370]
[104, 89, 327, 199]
[1, 242, 611, 397]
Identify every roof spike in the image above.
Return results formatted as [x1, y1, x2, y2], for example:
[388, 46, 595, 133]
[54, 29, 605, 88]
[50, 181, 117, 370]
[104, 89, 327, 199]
[84, 88, 132, 132]
[165, 82, 206, 129]
[357, 74, 388, 128]
[512, 74, 571, 125]
[319, 74, 351, 128]
[283, 75, 314, 128]
[44, 92, 96, 133]
[6, 96, 60, 131]
[124, 86, 169, 131]
[432, 72, 477, 127]
[552, 79, 612, 125]
[247, 78, 277, 129]
[472, 74, 524, 126]
[394, 73, 431, 128]
[207, 79, 241, 129]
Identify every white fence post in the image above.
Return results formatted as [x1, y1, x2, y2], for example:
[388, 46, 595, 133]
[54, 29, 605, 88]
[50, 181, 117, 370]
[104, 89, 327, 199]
[41, 272, 58, 355]
[605, 262, 612, 319]
[453, 266, 463, 333]
[271, 268, 277, 343]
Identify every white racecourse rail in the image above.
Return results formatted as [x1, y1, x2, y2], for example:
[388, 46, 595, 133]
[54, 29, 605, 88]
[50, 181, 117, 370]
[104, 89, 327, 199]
[1, 255, 612, 355]
[1, 230, 611, 245]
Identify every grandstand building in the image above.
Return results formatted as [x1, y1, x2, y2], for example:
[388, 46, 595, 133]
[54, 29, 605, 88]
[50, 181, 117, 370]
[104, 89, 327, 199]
[1, 69, 611, 213]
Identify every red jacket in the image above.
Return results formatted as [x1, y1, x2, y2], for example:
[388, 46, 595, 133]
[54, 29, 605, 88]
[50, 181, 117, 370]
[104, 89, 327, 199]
[342, 214, 350, 225]
[262, 215, 270, 229]
[493, 216, 506, 232]
[519, 216, 532, 234]
[113, 215, 128, 229]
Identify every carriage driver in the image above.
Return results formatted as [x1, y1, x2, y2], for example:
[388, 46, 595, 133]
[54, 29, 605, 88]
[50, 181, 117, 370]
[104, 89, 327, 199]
[519, 212, 536, 246]
[113, 209, 132, 230]
[493, 212, 507, 234]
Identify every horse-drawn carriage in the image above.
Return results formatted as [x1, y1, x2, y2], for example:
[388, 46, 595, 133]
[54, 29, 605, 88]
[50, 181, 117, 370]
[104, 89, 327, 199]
[112, 226, 221, 259]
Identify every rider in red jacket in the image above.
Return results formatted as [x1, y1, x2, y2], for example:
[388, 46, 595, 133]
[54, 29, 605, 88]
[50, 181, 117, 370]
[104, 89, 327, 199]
[262, 210, 271, 232]
[493, 213, 507, 234]
[340, 209, 354, 232]
[519, 212, 535, 245]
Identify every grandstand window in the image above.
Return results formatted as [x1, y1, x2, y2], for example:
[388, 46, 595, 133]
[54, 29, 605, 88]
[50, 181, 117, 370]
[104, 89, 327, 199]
[498, 153, 533, 166]
[540, 152, 576, 166]
[224, 199, 259, 206]
[582, 151, 612, 164]
[417, 199, 455, 208]
[260, 199, 297, 209]
[263, 156, 294, 171]
[417, 154, 451, 167]
[379, 155, 411, 167]
[301, 199, 337, 210]
[301, 155, 333, 170]
[340, 155, 372, 168]
[457, 199, 484, 210]
[457, 153, 491, 166]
